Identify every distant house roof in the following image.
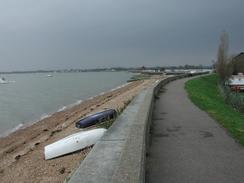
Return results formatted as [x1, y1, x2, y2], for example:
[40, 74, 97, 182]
[232, 52, 244, 75]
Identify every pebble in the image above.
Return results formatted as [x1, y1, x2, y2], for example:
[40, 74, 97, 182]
[59, 167, 65, 174]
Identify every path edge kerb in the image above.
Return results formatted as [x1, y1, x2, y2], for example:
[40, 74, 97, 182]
[68, 74, 192, 183]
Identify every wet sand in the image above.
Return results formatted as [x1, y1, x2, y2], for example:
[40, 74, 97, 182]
[0, 78, 160, 183]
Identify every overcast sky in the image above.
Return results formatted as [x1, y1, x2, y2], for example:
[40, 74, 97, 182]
[0, 0, 243, 71]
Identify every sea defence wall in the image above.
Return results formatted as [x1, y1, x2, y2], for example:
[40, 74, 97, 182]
[68, 74, 195, 183]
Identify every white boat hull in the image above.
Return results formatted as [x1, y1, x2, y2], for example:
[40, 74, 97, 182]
[44, 128, 107, 160]
[0, 81, 8, 84]
[0, 79, 15, 84]
[0, 79, 8, 84]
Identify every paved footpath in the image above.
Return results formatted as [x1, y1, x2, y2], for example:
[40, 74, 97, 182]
[146, 77, 244, 183]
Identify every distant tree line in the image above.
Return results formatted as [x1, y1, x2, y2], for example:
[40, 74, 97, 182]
[164, 65, 212, 70]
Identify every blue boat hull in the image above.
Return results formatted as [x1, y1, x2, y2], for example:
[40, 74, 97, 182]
[75, 109, 117, 128]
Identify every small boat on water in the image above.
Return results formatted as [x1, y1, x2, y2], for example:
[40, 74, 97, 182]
[0, 77, 10, 84]
[44, 128, 107, 160]
[75, 109, 117, 128]
[0, 76, 15, 84]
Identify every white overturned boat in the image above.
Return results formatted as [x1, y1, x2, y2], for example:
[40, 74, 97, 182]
[44, 128, 107, 160]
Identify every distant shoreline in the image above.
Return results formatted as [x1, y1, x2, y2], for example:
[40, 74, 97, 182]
[0, 69, 126, 75]
[0, 65, 212, 75]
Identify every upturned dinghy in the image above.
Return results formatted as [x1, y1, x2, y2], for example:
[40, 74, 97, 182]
[44, 128, 107, 160]
[75, 109, 117, 128]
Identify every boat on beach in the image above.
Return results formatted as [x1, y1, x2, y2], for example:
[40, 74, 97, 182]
[44, 128, 107, 160]
[75, 109, 117, 128]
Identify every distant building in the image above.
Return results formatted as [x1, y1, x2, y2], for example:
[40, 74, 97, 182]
[141, 66, 146, 70]
[232, 52, 244, 75]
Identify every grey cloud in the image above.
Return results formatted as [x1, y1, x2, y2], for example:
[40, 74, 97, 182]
[0, 0, 243, 71]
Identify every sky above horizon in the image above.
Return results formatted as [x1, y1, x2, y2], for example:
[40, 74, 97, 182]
[0, 0, 244, 71]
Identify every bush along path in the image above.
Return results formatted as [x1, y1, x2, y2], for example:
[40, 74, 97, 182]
[185, 74, 244, 145]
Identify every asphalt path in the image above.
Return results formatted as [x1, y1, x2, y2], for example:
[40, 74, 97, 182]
[146, 77, 244, 183]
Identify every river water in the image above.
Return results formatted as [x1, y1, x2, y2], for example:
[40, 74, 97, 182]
[0, 72, 132, 136]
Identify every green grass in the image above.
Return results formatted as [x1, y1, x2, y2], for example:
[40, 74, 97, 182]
[127, 74, 151, 82]
[96, 119, 115, 129]
[185, 74, 244, 145]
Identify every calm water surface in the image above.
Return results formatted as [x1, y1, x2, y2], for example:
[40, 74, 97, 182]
[0, 72, 132, 136]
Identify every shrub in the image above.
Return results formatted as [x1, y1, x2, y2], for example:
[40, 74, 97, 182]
[219, 84, 244, 113]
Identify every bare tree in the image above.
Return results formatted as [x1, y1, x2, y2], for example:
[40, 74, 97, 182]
[216, 31, 230, 82]
[226, 54, 236, 77]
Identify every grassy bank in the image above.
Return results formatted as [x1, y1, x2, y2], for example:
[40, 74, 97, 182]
[127, 74, 151, 82]
[185, 74, 244, 145]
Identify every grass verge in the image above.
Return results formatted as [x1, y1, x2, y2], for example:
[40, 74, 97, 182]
[127, 74, 151, 82]
[185, 74, 244, 146]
